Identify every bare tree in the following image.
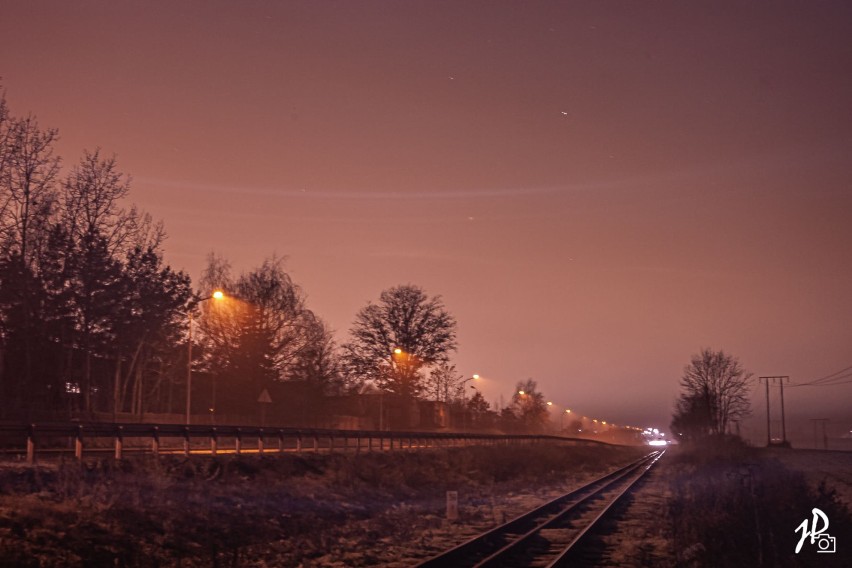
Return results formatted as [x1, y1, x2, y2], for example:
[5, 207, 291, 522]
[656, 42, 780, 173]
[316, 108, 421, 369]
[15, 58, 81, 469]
[673, 348, 752, 437]
[342, 284, 457, 398]
[0, 111, 60, 266]
[61, 149, 163, 256]
[425, 363, 464, 403]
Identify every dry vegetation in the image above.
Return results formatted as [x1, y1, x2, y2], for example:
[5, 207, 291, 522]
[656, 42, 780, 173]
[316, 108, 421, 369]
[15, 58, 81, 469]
[666, 440, 852, 567]
[4, 441, 849, 567]
[0, 444, 645, 567]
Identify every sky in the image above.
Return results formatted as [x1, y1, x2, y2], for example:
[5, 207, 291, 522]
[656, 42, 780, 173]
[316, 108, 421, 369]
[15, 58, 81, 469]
[2, 1, 851, 437]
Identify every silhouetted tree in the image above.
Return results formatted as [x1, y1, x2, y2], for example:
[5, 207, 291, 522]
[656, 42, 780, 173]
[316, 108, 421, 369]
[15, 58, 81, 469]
[425, 363, 464, 403]
[112, 246, 193, 416]
[672, 348, 752, 438]
[466, 390, 494, 429]
[197, 255, 338, 416]
[670, 392, 714, 441]
[342, 284, 457, 398]
[0, 99, 59, 265]
[61, 149, 164, 256]
[66, 230, 125, 411]
[0, 90, 189, 418]
[510, 379, 549, 433]
[565, 419, 583, 434]
[0, 91, 60, 412]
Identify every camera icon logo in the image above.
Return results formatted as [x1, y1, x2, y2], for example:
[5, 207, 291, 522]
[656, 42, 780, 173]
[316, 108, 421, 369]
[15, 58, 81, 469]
[816, 534, 836, 554]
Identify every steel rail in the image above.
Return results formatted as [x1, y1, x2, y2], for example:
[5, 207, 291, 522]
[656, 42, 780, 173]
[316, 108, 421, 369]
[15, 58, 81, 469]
[416, 451, 661, 568]
[543, 449, 665, 566]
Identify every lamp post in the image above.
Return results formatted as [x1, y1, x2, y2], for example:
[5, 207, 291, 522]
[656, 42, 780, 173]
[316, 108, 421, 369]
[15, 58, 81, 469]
[461, 374, 479, 431]
[186, 290, 224, 425]
[388, 347, 409, 431]
[561, 408, 571, 431]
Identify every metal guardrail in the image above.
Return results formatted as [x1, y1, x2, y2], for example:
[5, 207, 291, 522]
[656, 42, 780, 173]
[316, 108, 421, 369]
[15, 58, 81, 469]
[0, 422, 615, 464]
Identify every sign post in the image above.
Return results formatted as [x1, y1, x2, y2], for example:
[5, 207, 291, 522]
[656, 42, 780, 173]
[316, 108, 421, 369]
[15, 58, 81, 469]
[258, 388, 272, 426]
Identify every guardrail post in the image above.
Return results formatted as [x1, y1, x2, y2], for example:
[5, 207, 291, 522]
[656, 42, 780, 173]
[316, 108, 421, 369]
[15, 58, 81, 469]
[368, 434, 373, 452]
[235, 428, 242, 455]
[183, 426, 191, 456]
[278, 431, 285, 454]
[356, 435, 361, 454]
[389, 435, 394, 452]
[152, 426, 160, 456]
[258, 429, 264, 455]
[26, 424, 36, 465]
[75, 425, 84, 461]
[210, 428, 218, 456]
[296, 433, 302, 454]
[313, 433, 319, 453]
[114, 426, 124, 460]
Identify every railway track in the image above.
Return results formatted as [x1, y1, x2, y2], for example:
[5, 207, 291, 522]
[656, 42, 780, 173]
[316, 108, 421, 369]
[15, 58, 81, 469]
[417, 450, 665, 567]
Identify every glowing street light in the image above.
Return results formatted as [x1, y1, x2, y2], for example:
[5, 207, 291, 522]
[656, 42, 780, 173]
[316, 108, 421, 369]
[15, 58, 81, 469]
[186, 290, 225, 425]
[461, 373, 480, 431]
[560, 408, 571, 430]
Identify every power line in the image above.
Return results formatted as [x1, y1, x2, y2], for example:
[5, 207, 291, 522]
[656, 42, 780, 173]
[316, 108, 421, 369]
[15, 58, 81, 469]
[789, 365, 852, 387]
[802, 377, 852, 386]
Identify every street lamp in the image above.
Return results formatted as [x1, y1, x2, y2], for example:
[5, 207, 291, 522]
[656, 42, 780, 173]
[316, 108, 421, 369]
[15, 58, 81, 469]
[561, 408, 571, 431]
[460, 374, 479, 431]
[186, 290, 225, 425]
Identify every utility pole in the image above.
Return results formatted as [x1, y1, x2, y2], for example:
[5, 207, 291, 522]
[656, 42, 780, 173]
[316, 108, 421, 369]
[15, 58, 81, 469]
[779, 376, 789, 444]
[759, 376, 790, 446]
[759, 376, 771, 446]
[810, 418, 829, 450]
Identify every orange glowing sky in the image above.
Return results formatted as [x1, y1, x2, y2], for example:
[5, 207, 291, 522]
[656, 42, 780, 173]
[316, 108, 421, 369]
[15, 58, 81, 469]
[2, 1, 851, 434]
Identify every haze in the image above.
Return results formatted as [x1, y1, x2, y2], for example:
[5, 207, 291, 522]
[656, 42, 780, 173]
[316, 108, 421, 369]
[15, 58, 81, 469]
[2, 1, 850, 435]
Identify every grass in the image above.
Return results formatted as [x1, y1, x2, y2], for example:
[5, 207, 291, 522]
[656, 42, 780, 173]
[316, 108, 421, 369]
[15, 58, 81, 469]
[0, 443, 644, 566]
[667, 437, 852, 567]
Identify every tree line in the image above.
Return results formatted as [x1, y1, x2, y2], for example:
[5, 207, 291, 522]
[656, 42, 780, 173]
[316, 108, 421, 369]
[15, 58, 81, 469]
[0, 86, 560, 431]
